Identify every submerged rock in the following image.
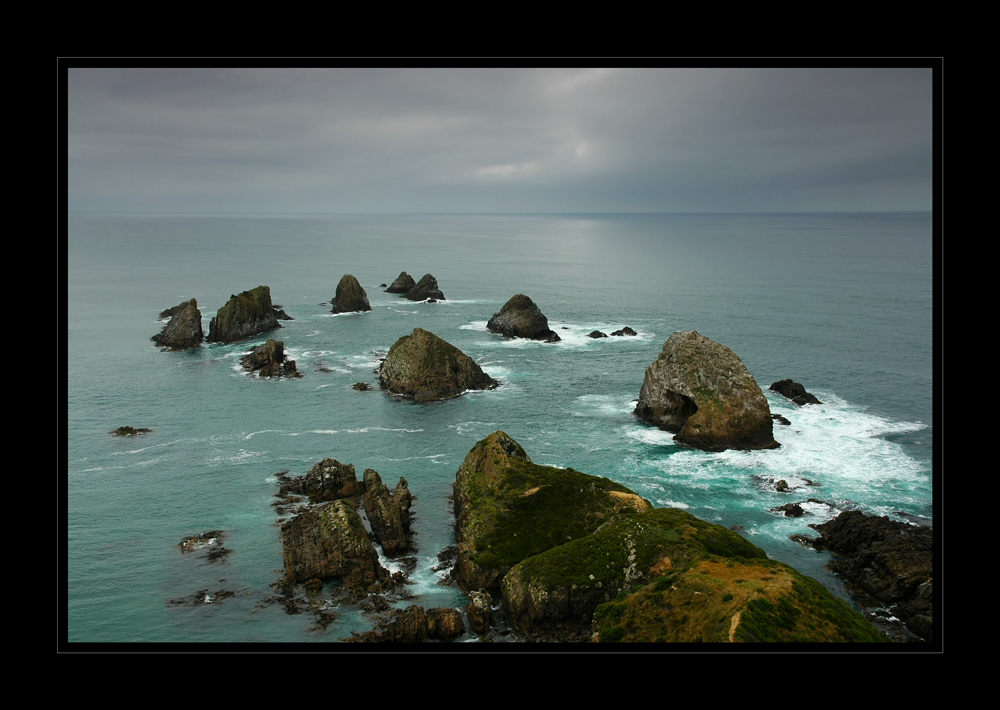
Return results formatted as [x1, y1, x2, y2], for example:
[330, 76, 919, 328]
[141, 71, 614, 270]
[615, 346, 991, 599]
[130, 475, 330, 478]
[241, 339, 301, 378]
[379, 327, 499, 401]
[385, 271, 416, 294]
[111, 426, 152, 436]
[331, 274, 372, 314]
[152, 298, 204, 351]
[634, 331, 778, 451]
[405, 273, 445, 301]
[486, 294, 560, 342]
[770, 379, 822, 405]
[207, 286, 281, 344]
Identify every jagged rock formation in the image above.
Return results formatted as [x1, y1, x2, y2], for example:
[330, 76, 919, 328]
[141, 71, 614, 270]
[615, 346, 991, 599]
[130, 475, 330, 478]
[486, 294, 560, 342]
[241, 339, 301, 378]
[152, 298, 204, 350]
[452, 431, 884, 642]
[611, 327, 637, 337]
[280, 499, 394, 590]
[634, 331, 778, 451]
[331, 274, 372, 314]
[770, 379, 822, 405]
[405, 273, 445, 301]
[796, 511, 933, 642]
[379, 328, 499, 401]
[385, 271, 416, 294]
[362, 468, 413, 556]
[345, 605, 464, 642]
[278, 458, 365, 503]
[207, 286, 281, 344]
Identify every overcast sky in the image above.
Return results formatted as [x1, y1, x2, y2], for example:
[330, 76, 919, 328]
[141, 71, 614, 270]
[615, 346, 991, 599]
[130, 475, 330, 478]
[65, 66, 935, 214]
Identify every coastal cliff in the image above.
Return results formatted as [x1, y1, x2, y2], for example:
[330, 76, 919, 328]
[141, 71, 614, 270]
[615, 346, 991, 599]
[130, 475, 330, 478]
[453, 431, 886, 642]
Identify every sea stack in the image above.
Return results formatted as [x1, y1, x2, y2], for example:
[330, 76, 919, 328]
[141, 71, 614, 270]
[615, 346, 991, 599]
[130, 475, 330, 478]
[241, 339, 301, 378]
[379, 328, 498, 401]
[405, 274, 445, 301]
[486, 294, 560, 342]
[331, 274, 372, 314]
[152, 298, 204, 351]
[207, 286, 281, 344]
[385, 271, 416, 294]
[634, 331, 778, 451]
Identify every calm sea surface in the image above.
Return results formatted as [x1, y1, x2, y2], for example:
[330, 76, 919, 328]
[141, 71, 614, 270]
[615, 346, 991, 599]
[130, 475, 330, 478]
[65, 212, 934, 644]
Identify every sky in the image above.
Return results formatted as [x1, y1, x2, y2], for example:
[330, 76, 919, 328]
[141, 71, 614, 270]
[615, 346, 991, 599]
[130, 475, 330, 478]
[64, 65, 936, 214]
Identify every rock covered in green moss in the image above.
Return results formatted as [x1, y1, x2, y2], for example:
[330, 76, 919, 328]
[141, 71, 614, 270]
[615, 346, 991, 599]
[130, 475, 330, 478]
[452, 431, 648, 594]
[331, 274, 372, 314]
[452, 431, 886, 643]
[634, 330, 778, 451]
[379, 328, 498, 401]
[207, 286, 281, 344]
[152, 298, 204, 351]
[486, 294, 560, 342]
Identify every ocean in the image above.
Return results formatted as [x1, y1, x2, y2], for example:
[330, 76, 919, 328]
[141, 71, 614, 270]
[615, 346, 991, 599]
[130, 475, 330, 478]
[65, 212, 934, 644]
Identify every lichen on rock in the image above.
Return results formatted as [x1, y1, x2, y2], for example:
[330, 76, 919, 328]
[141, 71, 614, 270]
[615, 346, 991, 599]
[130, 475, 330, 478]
[634, 330, 778, 451]
[207, 285, 281, 344]
[379, 327, 498, 401]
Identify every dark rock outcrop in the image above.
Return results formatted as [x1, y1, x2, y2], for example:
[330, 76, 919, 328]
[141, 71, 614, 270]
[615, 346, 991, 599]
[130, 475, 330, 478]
[281, 499, 394, 590]
[453, 431, 885, 643]
[345, 605, 464, 642]
[207, 286, 281, 344]
[110, 426, 152, 436]
[588, 330, 608, 339]
[241, 339, 301, 378]
[362, 469, 413, 556]
[379, 328, 499, 401]
[352, 382, 372, 391]
[385, 272, 416, 294]
[152, 298, 204, 351]
[611, 327, 638, 337]
[405, 273, 445, 301]
[770, 379, 822, 405]
[486, 294, 560, 342]
[802, 510, 933, 641]
[278, 458, 365, 503]
[331, 274, 372, 314]
[634, 331, 778, 451]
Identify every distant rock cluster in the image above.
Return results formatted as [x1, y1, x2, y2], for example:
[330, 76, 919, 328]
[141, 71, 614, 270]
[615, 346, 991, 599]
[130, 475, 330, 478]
[385, 271, 445, 301]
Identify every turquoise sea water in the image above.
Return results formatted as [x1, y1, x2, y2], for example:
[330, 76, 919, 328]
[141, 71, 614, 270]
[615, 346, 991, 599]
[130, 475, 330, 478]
[65, 212, 934, 644]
